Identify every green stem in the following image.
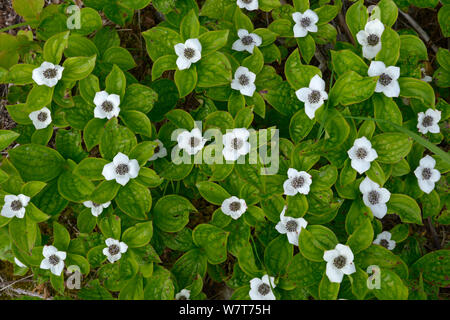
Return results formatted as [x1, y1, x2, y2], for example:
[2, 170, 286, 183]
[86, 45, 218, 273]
[0, 22, 29, 33]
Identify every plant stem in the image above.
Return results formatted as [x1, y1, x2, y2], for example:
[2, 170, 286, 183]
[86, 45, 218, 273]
[0, 22, 28, 33]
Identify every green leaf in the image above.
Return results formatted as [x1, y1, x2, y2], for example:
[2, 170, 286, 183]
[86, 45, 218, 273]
[438, 4, 450, 37]
[372, 94, 402, 132]
[43, 31, 69, 64]
[120, 110, 152, 137]
[171, 248, 207, 288]
[143, 266, 175, 300]
[197, 52, 232, 87]
[9, 216, 36, 253]
[174, 67, 197, 98]
[165, 109, 195, 130]
[264, 235, 293, 276]
[398, 77, 435, 107]
[346, 218, 373, 254]
[153, 195, 197, 232]
[373, 268, 408, 300]
[318, 273, 340, 300]
[9, 144, 65, 182]
[121, 84, 158, 113]
[0, 130, 20, 150]
[331, 50, 368, 77]
[62, 55, 96, 82]
[99, 117, 137, 161]
[122, 221, 153, 248]
[375, 26, 400, 66]
[371, 132, 413, 164]
[387, 194, 422, 224]
[99, 215, 121, 240]
[329, 71, 377, 106]
[105, 64, 126, 97]
[193, 224, 228, 264]
[296, 35, 315, 64]
[83, 118, 105, 151]
[12, 0, 44, 21]
[298, 225, 338, 262]
[142, 27, 183, 61]
[196, 181, 231, 205]
[151, 55, 177, 81]
[377, 0, 398, 27]
[103, 47, 136, 71]
[52, 221, 70, 251]
[410, 250, 450, 288]
[180, 9, 199, 40]
[345, 0, 368, 43]
[115, 180, 151, 220]
[74, 158, 109, 180]
[242, 47, 264, 75]
[285, 49, 321, 89]
[26, 85, 53, 109]
[7, 64, 34, 85]
[198, 30, 229, 56]
[57, 170, 95, 202]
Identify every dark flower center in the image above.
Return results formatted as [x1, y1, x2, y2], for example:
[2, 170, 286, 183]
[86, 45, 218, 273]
[300, 17, 311, 28]
[367, 34, 380, 46]
[92, 202, 101, 207]
[356, 147, 367, 159]
[379, 73, 392, 86]
[178, 295, 187, 300]
[421, 115, 434, 127]
[421, 168, 432, 180]
[108, 244, 120, 255]
[115, 164, 129, 175]
[154, 145, 160, 153]
[286, 220, 298, 232]
[333, 255, 346, 269]
[379, 239, 390, 249]
[101, 101, 114, 112]
[291, 176, 305, 189]
[43, 68, 57, 79]
[10, 200, 23, 211]
[48, 254, 60, 266]
[229, 201, 241, 212]
[368, 190, 380, 205]
[241, 35, 254, 46]
[184, 48, 195, 59]
[242, 0, 253, 3]
[258, 283, 270, 296]
[308, 90, 321, 104]
[231, 138, 243, 150]
[37, 112, 48, 122]
[238, 74, 250, 86]
[189, 136, 201, 148]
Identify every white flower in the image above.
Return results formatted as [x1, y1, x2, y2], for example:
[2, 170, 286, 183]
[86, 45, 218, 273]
[177, 128, 207, 155]
[356, 19, 384, 59]
[232, 29, 262, 54]
[222, 128, 251, 161]
[175, 289, 191, 300]
[93, 91, 121, 120]
[249, 275, 276, 300]
[237, 0, 258, 11]
[373, 231, 396, 250]
[275, 206, 308, 246]
[417, 109, 441, 134]
[347, 136, 378, 174]
[292, 10, 319, 38]
[102, 238, 128, 263]
[323, 244, 356, 283]
[83, 201, 111, 217]
[359, 177, 391, 219]
[221, 196, 247, 220]
[32, 61, 64, 87]
[231, 66, 256, 97]
[414, 155, 441, 194]
[149, 139, 168, 161]
[14, 257, 26, 268]
[174, 38, 202, 70]
[283, 168, 312, 196]
[40, 245, 66, 276]
[368, 61, 400, 98]
[102, 152, 140, 186]
[29, 107, 52, 130]
[295, 74, 328, 119]
[1, 194, 30, 219]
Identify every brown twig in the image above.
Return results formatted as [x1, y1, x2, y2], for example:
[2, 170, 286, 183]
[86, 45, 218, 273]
[398, 9, 439, 54]
[427, 217, 441, 250]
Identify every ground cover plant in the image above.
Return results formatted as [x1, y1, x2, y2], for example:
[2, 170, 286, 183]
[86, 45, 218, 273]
[0, 0, 448, 300]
